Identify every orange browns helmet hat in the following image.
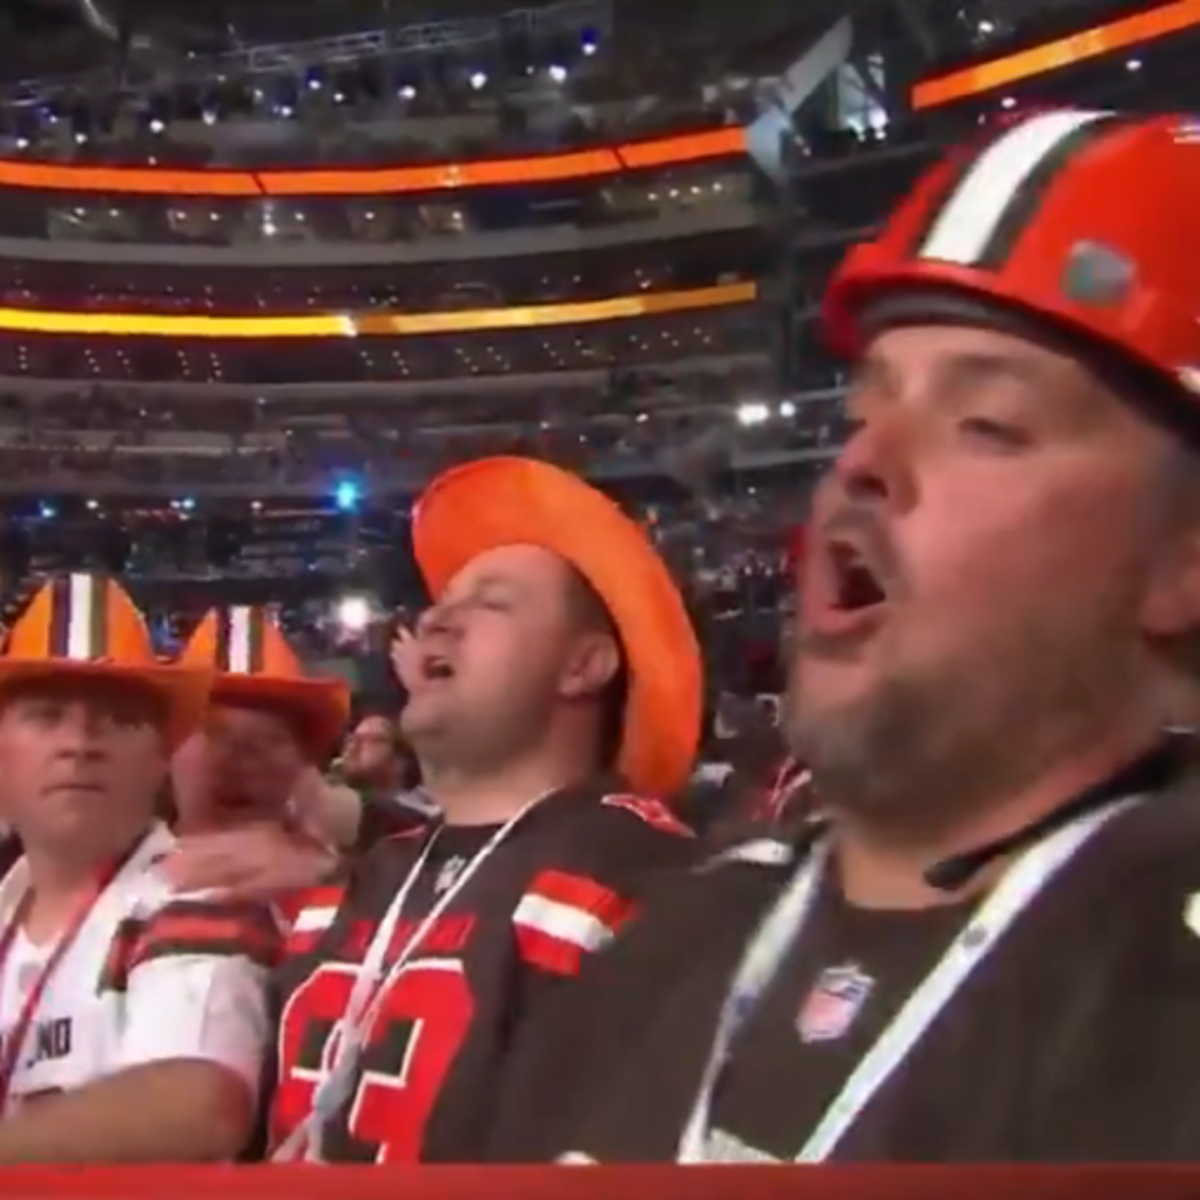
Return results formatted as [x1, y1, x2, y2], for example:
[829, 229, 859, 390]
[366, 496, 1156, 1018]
[412, 455, 703, 799]
[0, 572, 213, 748]
[824, 108, 1200, 416]
[178, 606, 351, 757]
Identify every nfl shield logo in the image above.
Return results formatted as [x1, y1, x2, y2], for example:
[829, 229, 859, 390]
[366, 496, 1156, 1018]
[795, 963, 874, 1044]
[434, 855, 467, 895]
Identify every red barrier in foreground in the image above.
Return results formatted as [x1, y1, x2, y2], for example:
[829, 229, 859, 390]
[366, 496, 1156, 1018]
[0, 1165, 1196, 1200]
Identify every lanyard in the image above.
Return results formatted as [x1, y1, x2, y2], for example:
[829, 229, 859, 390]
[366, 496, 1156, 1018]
[276, 795, 543, 1163]
[0, 850, 131, 1111]
[677, 791, 1144, 1163]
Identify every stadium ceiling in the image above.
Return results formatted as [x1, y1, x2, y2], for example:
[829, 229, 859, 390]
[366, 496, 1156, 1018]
[6, 0, 838, 60]
[889, 0, 1127, 61]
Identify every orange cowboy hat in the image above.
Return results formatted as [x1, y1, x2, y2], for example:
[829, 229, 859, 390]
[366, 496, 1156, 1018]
[178, 606, 351, 756]
[412, 456, 703, 798]
[0, 572, 212, 748]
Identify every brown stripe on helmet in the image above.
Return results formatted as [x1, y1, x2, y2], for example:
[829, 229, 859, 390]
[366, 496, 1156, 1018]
[214, 608, 233, 672]
[46, 575, 73, 659]
[89, 575, 111, 661]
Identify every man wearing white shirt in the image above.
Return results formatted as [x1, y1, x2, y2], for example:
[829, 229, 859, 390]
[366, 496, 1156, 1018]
[0, 572, 279, 1163]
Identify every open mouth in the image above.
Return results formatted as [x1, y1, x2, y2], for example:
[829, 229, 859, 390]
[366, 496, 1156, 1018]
[420, 655, 455, 682]
[828, 539, 888, 613]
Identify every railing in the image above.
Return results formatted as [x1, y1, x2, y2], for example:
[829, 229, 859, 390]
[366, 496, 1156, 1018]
[0, 1163, 1168, 1200]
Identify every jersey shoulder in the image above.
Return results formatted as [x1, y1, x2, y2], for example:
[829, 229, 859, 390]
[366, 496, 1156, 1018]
[1092, 788, 1200, 970]
[501, 788, 701, 979]
[595, 792, 695, 839]
[553, 789, 699, 871]
[281, 827, 427, 960]
[94, 833, 281, 993]
[114, 864, 280, 978]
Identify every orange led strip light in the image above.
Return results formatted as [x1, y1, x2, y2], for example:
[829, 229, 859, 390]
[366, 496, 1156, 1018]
[0, 127, 746, 197]
[0, 281, 757, 339]
[911, 0, 1200, 111]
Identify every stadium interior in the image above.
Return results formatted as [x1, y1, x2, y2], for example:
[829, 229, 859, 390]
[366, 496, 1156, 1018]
[0, 0, 1187, 721]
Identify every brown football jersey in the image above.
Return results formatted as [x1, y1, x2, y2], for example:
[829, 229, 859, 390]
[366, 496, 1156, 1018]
[487, 755, 1200, 1162]
[267, 779, 697, 1163]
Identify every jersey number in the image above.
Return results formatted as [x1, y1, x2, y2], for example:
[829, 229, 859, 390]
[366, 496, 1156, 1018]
[274, 960, 474, 1162]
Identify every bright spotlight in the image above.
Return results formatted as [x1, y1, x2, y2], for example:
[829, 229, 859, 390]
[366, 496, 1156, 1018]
[336, 595, 371, 632]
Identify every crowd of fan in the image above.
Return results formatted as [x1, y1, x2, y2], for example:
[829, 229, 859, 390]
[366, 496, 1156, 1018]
[4, 156, 748, 246]
[140, 497, 796, 695]
[0, 312, 774, 389]
[0, 232, 756, 314]
[0, 384, 846, 490]
[0, 470, 800, 705]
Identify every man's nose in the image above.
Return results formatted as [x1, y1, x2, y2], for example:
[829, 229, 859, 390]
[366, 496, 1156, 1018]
[52, 710, 110, 758]
[417, 600, 463, 638]
[831, 414, 914, 512]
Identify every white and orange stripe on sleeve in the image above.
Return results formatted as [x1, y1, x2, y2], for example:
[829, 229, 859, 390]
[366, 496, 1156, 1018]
[281, 885, 344, 953]
[512, 869, 635, 977]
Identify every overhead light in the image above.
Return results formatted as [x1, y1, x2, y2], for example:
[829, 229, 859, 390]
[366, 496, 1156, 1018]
[336, 595, 371, 632]
[736, 402, 770, 426]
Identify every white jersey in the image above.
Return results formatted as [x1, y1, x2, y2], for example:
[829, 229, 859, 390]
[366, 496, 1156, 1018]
[0, 823, 277, 1115]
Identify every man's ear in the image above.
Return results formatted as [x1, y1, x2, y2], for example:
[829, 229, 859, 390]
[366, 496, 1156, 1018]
[1141, 523, 1200, 637]
[558, 631, 621, 701]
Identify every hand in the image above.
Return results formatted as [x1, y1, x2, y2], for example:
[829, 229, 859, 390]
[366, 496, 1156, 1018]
[289, 765, 365, 851]
[163, 823, 338, 901]
[389, 623, 419, 691]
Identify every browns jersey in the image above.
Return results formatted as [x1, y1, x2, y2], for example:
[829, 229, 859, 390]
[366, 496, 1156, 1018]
[267, 779, 697, 1163]
[0, 823, 280, 1115]
[487, 765, 1200, 1162]
[754, 758, 815, 826]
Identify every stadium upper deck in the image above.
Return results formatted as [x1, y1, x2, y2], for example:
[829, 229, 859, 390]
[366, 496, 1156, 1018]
[0, 0, 1184, 657]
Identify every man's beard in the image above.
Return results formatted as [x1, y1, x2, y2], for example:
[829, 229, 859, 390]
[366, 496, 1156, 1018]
[339, 762, 366, 788]
[784, 614, 1137, 839]
[786, 664, 946, 829]
[341, 762, 388, 791]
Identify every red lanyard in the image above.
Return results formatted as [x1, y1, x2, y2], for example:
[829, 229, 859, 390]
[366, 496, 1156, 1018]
[0, 853, 127, 1109]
